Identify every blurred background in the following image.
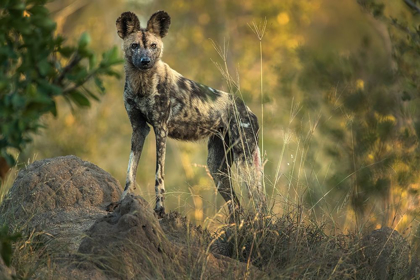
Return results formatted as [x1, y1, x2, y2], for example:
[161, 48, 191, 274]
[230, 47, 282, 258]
[8, 0, 420, 235]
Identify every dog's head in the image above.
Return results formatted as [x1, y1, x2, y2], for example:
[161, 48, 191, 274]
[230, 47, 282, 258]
[116, 11, 170, 71]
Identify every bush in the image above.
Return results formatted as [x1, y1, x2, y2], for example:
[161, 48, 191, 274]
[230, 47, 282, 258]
[0, 0, 122, 168]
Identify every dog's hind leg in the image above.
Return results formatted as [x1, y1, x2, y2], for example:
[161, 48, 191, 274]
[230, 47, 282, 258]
[207, 133, 241, 222]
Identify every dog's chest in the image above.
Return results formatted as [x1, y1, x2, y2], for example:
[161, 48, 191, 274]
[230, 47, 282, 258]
[131, 93, 169, 124]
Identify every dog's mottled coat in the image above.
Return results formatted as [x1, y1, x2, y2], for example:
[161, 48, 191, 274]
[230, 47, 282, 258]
[116, 11, 266, 218]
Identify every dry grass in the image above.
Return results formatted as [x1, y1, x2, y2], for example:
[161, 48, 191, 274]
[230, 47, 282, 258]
[0, 160, 419, 279]
[208, 207, 368, 279]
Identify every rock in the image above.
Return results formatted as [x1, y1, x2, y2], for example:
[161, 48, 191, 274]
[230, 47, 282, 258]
[0, 155, 121, 253]
[78, 194, 178, 279]
[159, 211, 210, 247]
[78, 194, 261, 279]
[362, 227, 410, 280]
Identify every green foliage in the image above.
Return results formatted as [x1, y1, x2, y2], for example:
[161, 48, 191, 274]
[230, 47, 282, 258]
[0, 225, 20, 267]
[0, 0, 123, 166]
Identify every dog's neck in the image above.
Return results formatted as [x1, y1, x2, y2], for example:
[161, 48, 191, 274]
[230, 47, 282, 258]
[125, 60, 164, 96]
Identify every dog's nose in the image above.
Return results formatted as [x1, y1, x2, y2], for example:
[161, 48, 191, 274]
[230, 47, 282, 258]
[140, 57, 151, 65]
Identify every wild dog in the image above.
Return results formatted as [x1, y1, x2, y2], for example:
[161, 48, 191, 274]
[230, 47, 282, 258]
[115, 11, 266, 219]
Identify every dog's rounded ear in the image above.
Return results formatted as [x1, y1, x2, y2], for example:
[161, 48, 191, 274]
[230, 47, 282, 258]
[147, 11, 171, 38]
[116, 12, 141, 39]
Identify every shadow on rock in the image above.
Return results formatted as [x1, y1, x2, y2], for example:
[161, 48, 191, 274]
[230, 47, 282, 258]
[78, 194, 179, 278]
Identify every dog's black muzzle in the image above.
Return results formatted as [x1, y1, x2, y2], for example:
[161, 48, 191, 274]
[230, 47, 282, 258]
[132, 52, 154, 70]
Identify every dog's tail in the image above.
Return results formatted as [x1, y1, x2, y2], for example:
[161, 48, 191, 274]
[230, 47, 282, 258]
[228, 99, 267, 212]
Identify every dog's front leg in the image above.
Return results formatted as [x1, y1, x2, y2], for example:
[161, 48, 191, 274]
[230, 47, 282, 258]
[153, 124, 167, 217]
[121, 107, 150, 201]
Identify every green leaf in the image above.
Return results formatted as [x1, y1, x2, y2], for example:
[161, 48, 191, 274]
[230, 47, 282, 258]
[58, 46, 75, 58]
[55, 35, 65, 46]
[37, 59, 51, 76]
[38, 81, 62, 96]
[83, 87, 100, 101]
[108, 46, 120, 63]
[78, 32, 90, 49]
[68, 67, 88, 82]
[12, 93, 26, 109]
[94, 77, 105, 93]
[104, 69, 121, 78]
[10, 2, 25, 11]
[100, 46, 121, 66]
[29, 5, 49, 16]
[0, 151, 15, 167]
[88, 54, 97, 70]
[69, 91, 90, 107]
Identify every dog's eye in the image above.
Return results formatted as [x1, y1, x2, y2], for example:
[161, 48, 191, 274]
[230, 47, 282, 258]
[131, 43, 139, 49]
[151, 43, 157, 49]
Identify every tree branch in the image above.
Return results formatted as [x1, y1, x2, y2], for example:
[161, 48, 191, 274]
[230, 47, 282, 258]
[389, 18, 420, 43]
[403, 0, 420, 15]
[62, 69, 98, 94]
[54, 53, 82, 86]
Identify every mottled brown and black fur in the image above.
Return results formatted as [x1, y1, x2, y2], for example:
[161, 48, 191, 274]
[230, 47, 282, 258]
[116, 11, 266, 219]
